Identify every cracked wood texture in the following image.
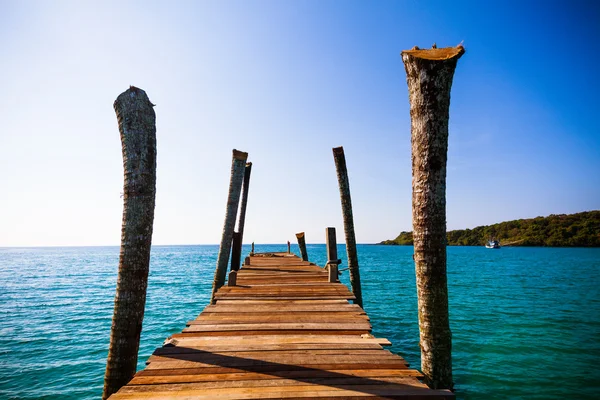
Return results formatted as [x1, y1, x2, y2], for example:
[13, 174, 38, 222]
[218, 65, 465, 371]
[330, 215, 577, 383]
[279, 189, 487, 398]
[103, 87, 157, 399]
[211, 150, 249, 304]
[108, 253, 453, 399]
[402, 46, 464, 390]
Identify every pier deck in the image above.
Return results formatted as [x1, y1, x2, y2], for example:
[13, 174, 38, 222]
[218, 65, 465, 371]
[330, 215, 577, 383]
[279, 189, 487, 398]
[109, 253, 453, 399]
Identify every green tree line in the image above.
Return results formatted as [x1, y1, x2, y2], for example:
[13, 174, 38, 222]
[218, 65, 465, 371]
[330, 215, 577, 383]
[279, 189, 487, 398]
[380, 211, 600, 247]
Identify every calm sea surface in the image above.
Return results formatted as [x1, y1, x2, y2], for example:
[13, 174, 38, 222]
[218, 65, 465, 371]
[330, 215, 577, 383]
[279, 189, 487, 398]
[0, 245, 599, 399]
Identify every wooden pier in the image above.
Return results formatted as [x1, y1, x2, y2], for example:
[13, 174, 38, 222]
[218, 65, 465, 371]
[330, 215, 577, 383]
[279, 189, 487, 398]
[108, 252, 453, 399]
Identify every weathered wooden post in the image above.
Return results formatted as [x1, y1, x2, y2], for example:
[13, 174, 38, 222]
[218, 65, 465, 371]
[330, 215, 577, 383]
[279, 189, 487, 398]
[325, 227, 340, 283]
[328, 260, 338, 283]
[332, 146, 363, 307]
[287, 241, 291, 254]
[230, 231, 242, 272]
[103, 87, 157, 400]
[228, 270, 237, 286]
[251, 242, 255, 255]
[296, 232, 309, 261]
[231, 162, 252, 271]
[210, 149, 248, 304]
[401, 44, 465, 390]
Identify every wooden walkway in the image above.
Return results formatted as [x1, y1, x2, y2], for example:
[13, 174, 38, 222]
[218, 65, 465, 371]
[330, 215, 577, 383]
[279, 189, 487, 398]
[109, 253, 453, 399]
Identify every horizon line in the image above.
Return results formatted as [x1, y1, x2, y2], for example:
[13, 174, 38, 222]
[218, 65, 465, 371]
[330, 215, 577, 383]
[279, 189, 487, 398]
[0, 242, 384, 249]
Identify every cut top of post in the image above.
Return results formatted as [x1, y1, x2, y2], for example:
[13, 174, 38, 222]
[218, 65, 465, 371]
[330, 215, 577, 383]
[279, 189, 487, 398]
[401, 46, 465, 61]
[332, 146, 344, 156]
[233, 149, 248, 161]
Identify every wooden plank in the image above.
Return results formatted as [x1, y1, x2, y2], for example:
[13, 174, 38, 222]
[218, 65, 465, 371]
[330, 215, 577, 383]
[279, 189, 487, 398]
[146, 354, 406, 366]
[151, 348, 397, 356]
[215, 291, 354, 295]
[197, 312, 367, 317]
[213, 296, 357, 300]
[237, 274, 327, 277]
[212, 300, 349, 304]
[203, 305, 364, 312]
[130, 369, 424, 385]
[112, 384, 454, 399]
[215, 292, 354, 297]
[144, 360, 411, 371]
[235, 278, 328, 281]
[234, 282, 332, 286]
[218, 283, 350, 289]
[120, 376, 429, 391]
[167, 335, 391, 346]
[189, 318, 369, 325]
[182, 322, 371, 332]
[235, 276, 326, 279]
[214, 292, 354, 297]
[238, 269, 323, 273]
[197, 312, 368, 317]
[173, 330, 372, 337]
[154, 343, 384, 354]
[215, 289, 354, 294]
[239, 267, 323, 270]
[136, 364, 412, 377]
[147, 349, 401, 362]
[188, 319, 369, 325]
[237, 273, 326, 276]
[188, 316, 369, 325]
[214, 304, 355, 308]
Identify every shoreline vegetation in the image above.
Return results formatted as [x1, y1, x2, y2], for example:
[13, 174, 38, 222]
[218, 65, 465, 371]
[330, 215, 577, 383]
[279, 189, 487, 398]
[380, 211, 600, 247]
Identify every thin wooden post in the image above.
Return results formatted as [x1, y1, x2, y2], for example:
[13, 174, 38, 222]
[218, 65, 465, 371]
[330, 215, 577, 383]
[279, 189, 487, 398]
[210, 149, 248, 304]
[251, 242, 255, 255]
[103, 87, 157, 400]
[325, 227, 337, 263]
[231, 162, 252, 271]
[328, 262, 338, 283]
[296, 232, 309, 261]
[228, 270, 237, 286]
[230, 231, 242, 272]
[402, 44, 465, 390]
[332, 146, 363, 307]
[325, 227, 340, 283]
[287, 241, 291, 254]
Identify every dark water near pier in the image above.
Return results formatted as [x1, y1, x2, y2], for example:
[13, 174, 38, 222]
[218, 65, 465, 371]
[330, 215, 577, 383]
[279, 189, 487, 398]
[0, 245, 599, 399]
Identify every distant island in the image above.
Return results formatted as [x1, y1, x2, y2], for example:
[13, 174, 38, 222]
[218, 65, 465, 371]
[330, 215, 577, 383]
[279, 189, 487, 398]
[380, 211, 600, 247]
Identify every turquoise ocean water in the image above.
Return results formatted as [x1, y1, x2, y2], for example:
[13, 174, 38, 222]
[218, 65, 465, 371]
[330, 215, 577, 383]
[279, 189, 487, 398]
[0, 244, 599, 399]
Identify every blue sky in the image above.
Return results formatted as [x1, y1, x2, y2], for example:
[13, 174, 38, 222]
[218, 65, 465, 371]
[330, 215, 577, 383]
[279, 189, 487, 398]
[1, 0, 598, 246]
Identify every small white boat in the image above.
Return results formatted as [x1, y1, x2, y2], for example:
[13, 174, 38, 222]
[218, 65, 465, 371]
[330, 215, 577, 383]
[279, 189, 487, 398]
[485, 240, 500, 249]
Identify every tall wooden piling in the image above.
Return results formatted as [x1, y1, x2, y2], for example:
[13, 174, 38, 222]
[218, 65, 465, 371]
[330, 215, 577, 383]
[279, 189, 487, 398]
[332, 146, 363, 307]
[210, 150, 248, 304]
[295, 232, 309, 261]
[231, 163, 252, 271]
[103, 87, 157, 400]
[402, 45, 464, 390]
